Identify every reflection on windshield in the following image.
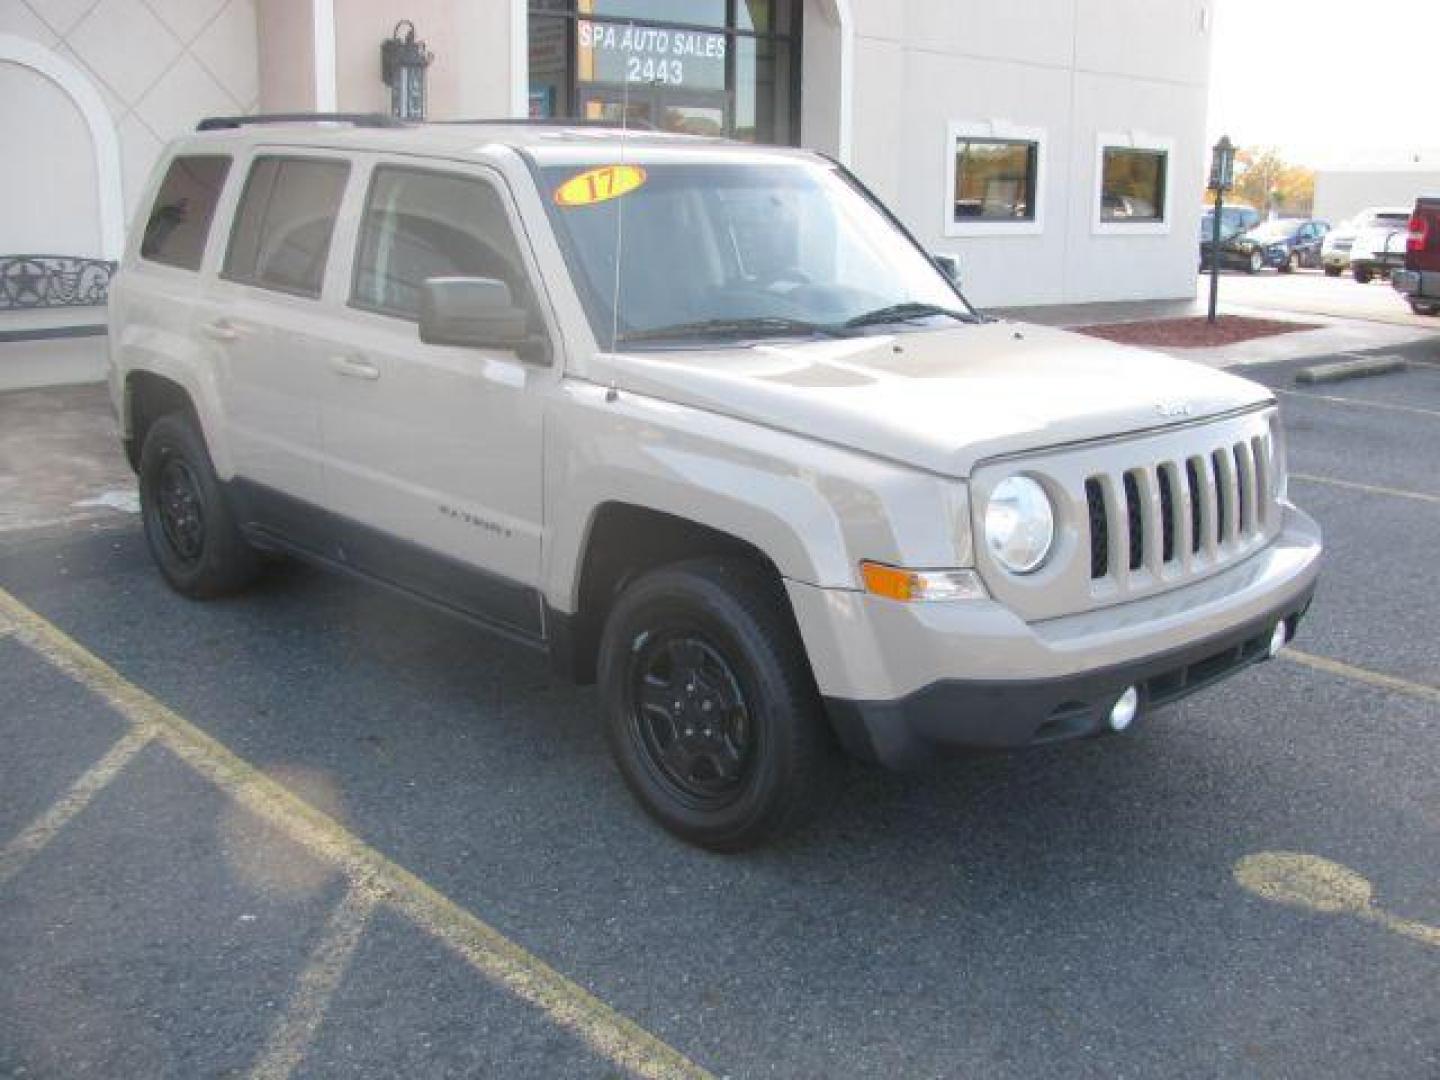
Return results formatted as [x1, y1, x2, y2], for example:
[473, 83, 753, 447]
[537, 159, 974, 345]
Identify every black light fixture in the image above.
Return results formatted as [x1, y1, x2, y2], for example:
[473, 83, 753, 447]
[381, 20, 433, 121]
[1206, 135, 1235, 324]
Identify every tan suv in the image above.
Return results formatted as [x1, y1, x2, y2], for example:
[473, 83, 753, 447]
[109, 114, 1322, 849]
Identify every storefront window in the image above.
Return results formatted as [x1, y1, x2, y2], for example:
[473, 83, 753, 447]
[952, 138, 1037, 222]
[528, 1, 799, 144]
[1100, 147, 1167, 223]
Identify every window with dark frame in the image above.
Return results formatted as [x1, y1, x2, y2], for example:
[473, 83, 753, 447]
[140, 155, 232, 272]
[1100, 147, 1168, 223]
[952, 138, 1038, 223]
[223, 157, 350, 298]
[526, 0, 800, 145]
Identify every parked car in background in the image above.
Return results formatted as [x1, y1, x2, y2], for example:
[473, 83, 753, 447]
[1391, 195, 1440, 315]
[1346, 207, 1412, 283]
[1197, 204, 1260, 269]
[1201, 217, 1327, 274]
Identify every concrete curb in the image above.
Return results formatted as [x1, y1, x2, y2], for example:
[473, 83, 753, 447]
[1295, 355, 1408, 384]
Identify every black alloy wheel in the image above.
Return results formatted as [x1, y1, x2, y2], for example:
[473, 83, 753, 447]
[139, 412, 259, 598]
[628, 631, 754, 805]
[598, 558, 834, 850]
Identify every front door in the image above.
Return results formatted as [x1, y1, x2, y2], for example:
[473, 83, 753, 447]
[316, 160, 549, 637]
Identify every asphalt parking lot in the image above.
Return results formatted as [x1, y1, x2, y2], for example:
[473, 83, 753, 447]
[2, 340, 1438, 1078]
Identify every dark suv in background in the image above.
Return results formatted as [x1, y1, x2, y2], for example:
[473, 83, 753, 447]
[1392, 196, 1440, 316]
[1201, 217, 1329, 274]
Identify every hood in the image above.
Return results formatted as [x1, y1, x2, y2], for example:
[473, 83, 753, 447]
[588, 321, 1273, 477]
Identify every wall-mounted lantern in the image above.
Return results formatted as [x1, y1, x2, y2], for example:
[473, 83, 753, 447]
[381, 20, 433, 120]
[1205, 135, 1235, 324]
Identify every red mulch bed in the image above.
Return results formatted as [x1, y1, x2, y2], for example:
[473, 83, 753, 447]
[1074, 314, 1320, 348]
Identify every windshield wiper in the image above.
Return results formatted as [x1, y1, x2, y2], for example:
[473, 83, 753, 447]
[618, 317, 844, 344]
[841, 302, 970, 329]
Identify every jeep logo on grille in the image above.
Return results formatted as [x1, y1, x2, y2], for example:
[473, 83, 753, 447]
[1155, 401, 1193, 417]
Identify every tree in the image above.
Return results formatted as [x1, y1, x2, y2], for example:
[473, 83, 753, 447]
[1224, 147, 1315, 216]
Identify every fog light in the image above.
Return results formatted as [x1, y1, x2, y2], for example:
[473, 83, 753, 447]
[1108, 686, 1139, 732]
[1268, 621, 1289, 658]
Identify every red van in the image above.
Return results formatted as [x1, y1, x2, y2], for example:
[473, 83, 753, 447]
[1392, 195, 1440, 316]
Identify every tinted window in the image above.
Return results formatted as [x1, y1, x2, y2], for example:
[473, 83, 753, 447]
[1101, 148, 1167, 223]
[352, 167, 531, 321]
[224, 157, 349, 297]
[952, 138, 1037, 222]
[140, 155, 231, 271]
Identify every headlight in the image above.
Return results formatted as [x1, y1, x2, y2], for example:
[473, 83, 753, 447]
[984, 476, 1055, 574]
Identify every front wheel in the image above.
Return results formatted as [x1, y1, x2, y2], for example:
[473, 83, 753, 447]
[1353, 266, 1374, 284]
[597, 559, 834, 850]
[1323, 265, 1342, 277]
[139, 413, 259, 598]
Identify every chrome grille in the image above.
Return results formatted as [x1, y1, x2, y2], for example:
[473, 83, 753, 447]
[1085, 433, 1275, 583]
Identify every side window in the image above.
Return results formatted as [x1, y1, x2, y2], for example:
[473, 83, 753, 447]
[140, 155, 231, 271]
[223, 157, 350, 297]
[351, 167, 532, 322]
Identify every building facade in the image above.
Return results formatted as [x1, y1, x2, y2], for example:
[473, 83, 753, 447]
[1314, 166, 1440, 226]
[3, 0, 1215, 311]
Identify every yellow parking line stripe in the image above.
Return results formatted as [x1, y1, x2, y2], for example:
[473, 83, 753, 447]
[248, 886, 380, 1080]
[0, 587, 712, 1080]
[1290, 473, 1440, 505]
[0, 727, 152, 885]
[1282, 648, 1440, 706]
[1274, 388, 1440, 419]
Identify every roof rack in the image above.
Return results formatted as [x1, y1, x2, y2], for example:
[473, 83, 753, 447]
[428, 117, 658, 131]
[196, 112, 408, 132]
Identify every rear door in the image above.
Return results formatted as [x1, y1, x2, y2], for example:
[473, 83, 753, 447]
[315, 158, 553, 636]
[197, 152, 351, 536]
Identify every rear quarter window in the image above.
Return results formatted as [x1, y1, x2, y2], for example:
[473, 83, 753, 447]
[140, 155, 232, 272]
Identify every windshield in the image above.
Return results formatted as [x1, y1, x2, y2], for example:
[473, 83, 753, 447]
[1247, 220, 1301, 241]
[536, 158, 975, 345]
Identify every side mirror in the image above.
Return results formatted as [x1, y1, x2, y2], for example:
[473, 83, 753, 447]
[419, 277, 549, 363]
[932, 253, 961, 286]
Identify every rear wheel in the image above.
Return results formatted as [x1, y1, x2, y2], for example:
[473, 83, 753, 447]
[1353, 265, 1374, 284]
[1323, 265, 1342, 277]
[597, 558, 834, 850]
[139, 413, 259, 598]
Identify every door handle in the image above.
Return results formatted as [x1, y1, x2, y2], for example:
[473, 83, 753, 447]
[329, 354, 381, 380]
[202, 319, 240, 342]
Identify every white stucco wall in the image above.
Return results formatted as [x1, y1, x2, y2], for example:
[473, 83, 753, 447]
[844, 0, 1213, 308]
[1, 0, 259, 260]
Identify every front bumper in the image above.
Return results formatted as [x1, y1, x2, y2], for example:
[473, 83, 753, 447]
[788, 504, 1322, 768]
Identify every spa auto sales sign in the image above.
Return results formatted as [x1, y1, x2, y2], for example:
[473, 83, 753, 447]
[577, 20, 726, 90]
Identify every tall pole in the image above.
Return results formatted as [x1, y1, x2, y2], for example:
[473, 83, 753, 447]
[1208, 185, 1223, 324]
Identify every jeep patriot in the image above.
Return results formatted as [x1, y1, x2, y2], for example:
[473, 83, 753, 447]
[109, 115, 1322, 848]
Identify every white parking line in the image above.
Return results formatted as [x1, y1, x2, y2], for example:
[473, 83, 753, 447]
[1290, 473, 1440, 505]
[1274, 388, 1440, 419]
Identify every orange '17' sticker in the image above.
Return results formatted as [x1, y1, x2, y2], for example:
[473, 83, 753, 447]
[553, 164, 647, 207]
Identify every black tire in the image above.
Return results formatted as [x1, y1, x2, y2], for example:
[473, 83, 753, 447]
[138, 412, 259, 598]
[597, 558, 834, 850]
[1353, 266, 1373, 284]
[1247, 250, 1264, 274]
[1279, 253, 1295, 273]
[1323, 265, 1342, 277]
